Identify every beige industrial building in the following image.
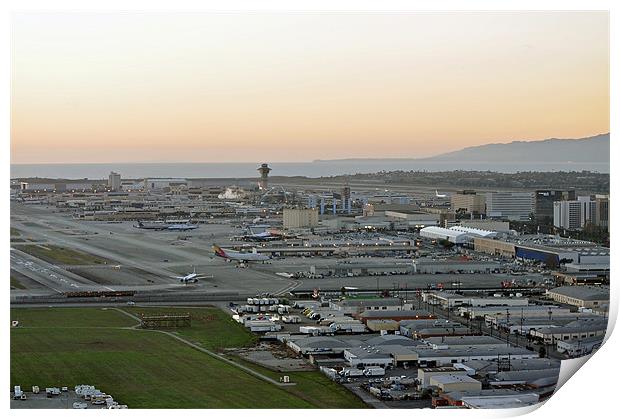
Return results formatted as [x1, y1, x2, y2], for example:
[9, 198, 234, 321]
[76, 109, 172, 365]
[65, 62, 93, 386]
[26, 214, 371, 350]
[451, 191, 486, 215]
[546, 286, 609, 309]
[430, 374, 483, 393]
[418, 367, 469, 387]
[473, 237, 516, 257]
[283, 208, 319, 229]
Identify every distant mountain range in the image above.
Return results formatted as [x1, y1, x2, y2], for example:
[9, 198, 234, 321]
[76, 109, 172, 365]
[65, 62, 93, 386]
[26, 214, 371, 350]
[314, 133, 610, 163]
[427, 133, 609, 163]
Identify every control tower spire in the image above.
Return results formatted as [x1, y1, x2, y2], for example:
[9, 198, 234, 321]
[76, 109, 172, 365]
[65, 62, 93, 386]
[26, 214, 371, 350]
[257, 163, 271, 191]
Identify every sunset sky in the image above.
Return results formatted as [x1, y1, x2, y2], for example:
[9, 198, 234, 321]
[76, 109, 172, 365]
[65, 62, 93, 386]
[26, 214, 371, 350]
[11, 11, 609, 164]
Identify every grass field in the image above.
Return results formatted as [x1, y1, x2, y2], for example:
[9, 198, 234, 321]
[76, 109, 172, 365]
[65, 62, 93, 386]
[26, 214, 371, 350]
[11, 307, 367, 409]
[126, 306, 258, 350]
[10, 277, 26, 290]
[11, 227, 22, 236]
[14, 244, 112, 265]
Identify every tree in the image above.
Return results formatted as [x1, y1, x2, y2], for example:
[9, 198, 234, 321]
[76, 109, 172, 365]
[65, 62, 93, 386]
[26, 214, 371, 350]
[538, 346, 547, 358]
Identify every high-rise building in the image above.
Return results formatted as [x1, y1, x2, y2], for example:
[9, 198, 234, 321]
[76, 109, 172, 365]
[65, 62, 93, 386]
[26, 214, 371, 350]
[450, 190, 486, 215]
[553, 195, 607, 231]
[534, 190, 575, 222]
[283, 208, 319, 229]
[485, 192, 534, 221]
[108, 172, 121, 191]
[593, 195, 609, 231]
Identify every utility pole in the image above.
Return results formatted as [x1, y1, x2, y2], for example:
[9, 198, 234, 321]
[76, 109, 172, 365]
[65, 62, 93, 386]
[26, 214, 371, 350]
[505, 308, 511, 346]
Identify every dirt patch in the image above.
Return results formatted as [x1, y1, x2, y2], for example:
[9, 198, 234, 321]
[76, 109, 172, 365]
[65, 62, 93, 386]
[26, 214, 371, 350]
[232, 342, 315, 372]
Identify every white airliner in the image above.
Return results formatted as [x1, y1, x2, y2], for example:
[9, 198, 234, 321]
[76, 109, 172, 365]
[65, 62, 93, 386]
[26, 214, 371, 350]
[435, 190, 447, 198]
[172, 266, 213, 283]
[213, 245, 270, 263]
[166, 223, 199, 231]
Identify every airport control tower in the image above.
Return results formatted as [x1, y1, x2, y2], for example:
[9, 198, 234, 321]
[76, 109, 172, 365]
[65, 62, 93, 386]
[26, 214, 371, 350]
[257, 163, 271, 191]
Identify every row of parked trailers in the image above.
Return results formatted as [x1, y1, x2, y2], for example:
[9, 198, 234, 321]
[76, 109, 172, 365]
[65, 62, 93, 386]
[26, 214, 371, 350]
[237, 304, 291, 314]
[74, 385, 127, 409]
[246, 297, 280, 305]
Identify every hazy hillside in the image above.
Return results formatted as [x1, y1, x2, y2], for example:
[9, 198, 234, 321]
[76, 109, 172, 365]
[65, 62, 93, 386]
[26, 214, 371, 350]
[427, 133, 609, 163]
[313, 133, 610, 164]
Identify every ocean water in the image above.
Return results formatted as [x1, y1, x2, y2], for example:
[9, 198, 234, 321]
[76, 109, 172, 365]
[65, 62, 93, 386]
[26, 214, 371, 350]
[10, 161, 609, 180]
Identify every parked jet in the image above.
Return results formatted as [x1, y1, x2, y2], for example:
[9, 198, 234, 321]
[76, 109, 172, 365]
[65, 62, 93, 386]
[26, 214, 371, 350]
[134, 221, 167, 230]
[173, 266, 213, 284]
[135, 221, 198, 231]
[167, 223, 199, 231]
[435, 190, 447, 198]
[212, 245, 270, 263]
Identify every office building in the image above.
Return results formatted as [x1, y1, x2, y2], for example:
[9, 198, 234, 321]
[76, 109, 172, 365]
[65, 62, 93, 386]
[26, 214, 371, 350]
[534, 190, 575, 222]
[283, 208, 319, 229]
[108, 172, 121, 191]
[451, 190, 486, 215]
[485, 192, 534, 221]
[553, 195, 608, 231]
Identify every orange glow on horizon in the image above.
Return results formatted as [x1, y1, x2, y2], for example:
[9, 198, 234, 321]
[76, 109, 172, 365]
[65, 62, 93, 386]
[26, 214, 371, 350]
[11, 11, 609, 164]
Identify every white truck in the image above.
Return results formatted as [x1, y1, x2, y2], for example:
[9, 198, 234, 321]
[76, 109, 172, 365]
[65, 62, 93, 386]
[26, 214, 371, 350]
[363, 367, 386, 377]
[340, 368, 364, 378]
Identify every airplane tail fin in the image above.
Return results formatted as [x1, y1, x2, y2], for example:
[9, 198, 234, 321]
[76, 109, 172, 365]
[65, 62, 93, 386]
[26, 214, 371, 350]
[212, 244, 226, 257]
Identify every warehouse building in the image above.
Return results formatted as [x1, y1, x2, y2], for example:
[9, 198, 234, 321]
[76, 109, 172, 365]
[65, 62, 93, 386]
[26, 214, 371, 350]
[399, 319, 465, 337]
[431, 375, 483, 393]
[329, 298, 408, 315]
[366, 320, 400, 332]
[418, 367, 469, 387]
[286, 336, 364, 355]
[423, 335, 508, 350]
[555, 335, 603, 357]
[433, 389, 540, 408]
[454, 358, 560, 377]
[529, 319, 608, 344]
[419, 226, 468, 244]
[413, 259, 501, 274]
[423, 291, 528, 309]
[490, 369, 560, 387]
[545, 286, 609, 309]
[356, 309, 435, 323]
[343, 347, 394, 369]
[413, 346, 538, 367]
[473, 237, 516, 258]
[459, 305, 571, 321]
